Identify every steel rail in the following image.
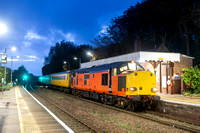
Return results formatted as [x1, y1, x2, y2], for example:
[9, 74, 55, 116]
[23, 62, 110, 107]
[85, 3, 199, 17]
[146, 110, 200, 127]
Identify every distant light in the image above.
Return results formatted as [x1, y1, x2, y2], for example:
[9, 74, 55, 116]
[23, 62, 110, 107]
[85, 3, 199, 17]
[63, 61, 67, 64]
[11, 47, 16, 52]
[74, 57, 77, 60]
[23, 75, 28, 80]
[0, 23, 8, 35]
[87, 52, 92, 56]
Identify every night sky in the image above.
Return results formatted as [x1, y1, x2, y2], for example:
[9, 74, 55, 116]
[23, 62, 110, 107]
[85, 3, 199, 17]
[0, 0, 140, 76]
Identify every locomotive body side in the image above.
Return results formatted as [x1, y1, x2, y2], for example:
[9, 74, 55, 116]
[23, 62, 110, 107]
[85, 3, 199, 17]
[72, 71, 110, 95]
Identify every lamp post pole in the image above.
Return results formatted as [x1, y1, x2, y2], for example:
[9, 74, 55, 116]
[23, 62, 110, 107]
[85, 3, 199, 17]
[11, 56, 13, 83]
[4, 48, 7, 85]
[74, 57, 81, 68]
[79, 58, 81, 68]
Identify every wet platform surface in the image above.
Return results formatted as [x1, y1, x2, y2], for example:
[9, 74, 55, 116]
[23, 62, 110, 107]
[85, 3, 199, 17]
[159, 94, 200, 107]
[0, 86, 71, 133]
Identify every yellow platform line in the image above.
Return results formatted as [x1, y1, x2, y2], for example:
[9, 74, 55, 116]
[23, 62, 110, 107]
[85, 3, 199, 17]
[15, 87, 25, 133]
[15, 86, 42, 133]
[161, 96, 200, 104]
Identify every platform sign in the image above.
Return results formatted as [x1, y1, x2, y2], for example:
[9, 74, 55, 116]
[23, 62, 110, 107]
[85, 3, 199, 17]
[1, 53, 7, 64]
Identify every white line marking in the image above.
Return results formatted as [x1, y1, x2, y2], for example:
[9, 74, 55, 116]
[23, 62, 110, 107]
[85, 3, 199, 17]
[22, 86, 74, 133]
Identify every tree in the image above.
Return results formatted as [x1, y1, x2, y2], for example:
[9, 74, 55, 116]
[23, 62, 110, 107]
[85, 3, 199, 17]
[12, 65, 29, 85]
[43, 41, 93, 75]
[92, 0, 200, 64]
[0, 66, 11, 84]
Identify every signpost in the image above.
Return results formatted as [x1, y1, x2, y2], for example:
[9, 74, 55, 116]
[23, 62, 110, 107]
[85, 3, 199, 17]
[0, 51, 7, 95]
[1, 53, 7, 64]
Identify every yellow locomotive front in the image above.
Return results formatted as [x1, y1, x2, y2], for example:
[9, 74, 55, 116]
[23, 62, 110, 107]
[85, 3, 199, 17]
[120, 62, 160, 110]
[126, 71, 160, 101]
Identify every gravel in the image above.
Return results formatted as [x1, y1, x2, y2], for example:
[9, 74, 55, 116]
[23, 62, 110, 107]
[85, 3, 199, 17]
[36, 87, 189, 133]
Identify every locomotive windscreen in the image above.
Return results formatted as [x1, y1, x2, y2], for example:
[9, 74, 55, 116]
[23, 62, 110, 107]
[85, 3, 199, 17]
[118, 62, 145, 74]
[128, 62, 144, 71]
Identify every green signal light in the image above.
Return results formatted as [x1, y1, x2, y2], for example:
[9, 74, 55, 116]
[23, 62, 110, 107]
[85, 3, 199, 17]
[23, 75, 28, 80]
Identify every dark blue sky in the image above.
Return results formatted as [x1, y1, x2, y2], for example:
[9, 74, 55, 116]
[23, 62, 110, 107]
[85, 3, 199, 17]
[0, 0, 140, 76]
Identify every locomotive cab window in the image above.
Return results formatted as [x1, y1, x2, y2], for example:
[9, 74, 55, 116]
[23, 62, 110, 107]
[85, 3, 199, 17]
[101, 74, 108, 86]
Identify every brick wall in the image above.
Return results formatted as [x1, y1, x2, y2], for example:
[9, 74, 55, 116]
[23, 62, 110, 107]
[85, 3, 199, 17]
[150, 55, 193, 94]
[172, 56, 193, 94]
[174, 55, 193, 75]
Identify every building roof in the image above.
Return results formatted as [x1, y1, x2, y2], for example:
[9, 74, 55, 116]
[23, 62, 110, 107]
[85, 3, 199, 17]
[149, 44, 170, 52]
[81, 51, 194, 69]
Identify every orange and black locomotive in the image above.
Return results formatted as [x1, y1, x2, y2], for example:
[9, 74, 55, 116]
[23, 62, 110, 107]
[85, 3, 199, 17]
[39, 61, 160, 111]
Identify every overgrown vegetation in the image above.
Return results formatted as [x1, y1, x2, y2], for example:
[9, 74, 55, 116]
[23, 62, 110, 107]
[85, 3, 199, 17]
[182, 66, 200, 95]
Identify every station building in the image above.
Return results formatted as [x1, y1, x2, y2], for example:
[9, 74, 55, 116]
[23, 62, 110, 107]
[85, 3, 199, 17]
[81, 45, 194, 94]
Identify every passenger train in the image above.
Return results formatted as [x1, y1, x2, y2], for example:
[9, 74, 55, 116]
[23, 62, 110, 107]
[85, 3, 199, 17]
[39, 61, 160, 111]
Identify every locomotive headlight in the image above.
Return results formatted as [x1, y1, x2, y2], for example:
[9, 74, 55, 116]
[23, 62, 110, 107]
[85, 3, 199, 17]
[151, 88, 158, 92]
[130, 87, 137, 92]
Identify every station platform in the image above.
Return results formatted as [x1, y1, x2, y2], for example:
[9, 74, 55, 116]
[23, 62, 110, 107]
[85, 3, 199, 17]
[159, 93, 200, 107]
[0, 86, 72, 133]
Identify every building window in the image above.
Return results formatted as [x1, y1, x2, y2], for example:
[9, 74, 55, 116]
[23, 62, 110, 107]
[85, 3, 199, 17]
[102, 74, 108, 86]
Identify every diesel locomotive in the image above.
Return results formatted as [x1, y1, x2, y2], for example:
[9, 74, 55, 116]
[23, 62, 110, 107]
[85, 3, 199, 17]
[39, 61, 160, 111]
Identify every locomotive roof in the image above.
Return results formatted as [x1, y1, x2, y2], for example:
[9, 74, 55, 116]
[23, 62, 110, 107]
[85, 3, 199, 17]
[76, 62, 127, 73]
[50, 71, 70, 76]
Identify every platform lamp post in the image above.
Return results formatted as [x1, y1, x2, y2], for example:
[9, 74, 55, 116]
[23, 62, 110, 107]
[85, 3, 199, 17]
[0, 22, 8, 95]
[63, 61, 69, 71]
[3, 47, 16, 84]
[0, 51, 7, 95]
[11, 56, 19, 84]
[87, 52, 96, 61]
[74, 57, 81, 68]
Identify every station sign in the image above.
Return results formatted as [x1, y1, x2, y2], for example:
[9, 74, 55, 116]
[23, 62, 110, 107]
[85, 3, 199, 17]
[1, 53, 7, 64]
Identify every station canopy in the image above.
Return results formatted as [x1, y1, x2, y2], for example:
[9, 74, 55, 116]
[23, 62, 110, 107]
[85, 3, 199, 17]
[81, 51, 192, 69]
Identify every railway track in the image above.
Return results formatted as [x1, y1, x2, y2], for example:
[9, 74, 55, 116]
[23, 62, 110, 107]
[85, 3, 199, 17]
[73, 96, 200, 133]
[146, 110, 200, 127]
[37, 86, 200, 133]
[27, 85, 103, 133]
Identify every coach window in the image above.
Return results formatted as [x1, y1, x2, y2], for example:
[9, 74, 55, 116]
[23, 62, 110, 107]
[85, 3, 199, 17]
[102, 73, 108, 86]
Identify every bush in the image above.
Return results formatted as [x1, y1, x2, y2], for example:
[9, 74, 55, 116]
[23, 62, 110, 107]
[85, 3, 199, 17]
[184, 92, 199, 97]
[182, 66, 200, 93]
